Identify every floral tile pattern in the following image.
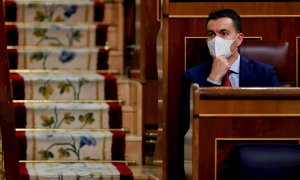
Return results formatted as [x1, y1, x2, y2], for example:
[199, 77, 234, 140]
[6, 0, 133, 179]
[12, 23, 118, 49]
[15, 1, 96, 23]
[25, 162, 121, 180]
[6, 23, 120, 49]
[19, 72, 105, 100]
[11, 47, 108, 70]
[24, 102, 110, 129]
[25, 130, 113, 161]
[18, 23, 93, 47]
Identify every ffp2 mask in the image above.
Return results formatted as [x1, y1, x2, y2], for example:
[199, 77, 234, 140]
[207, 36, 237, 58]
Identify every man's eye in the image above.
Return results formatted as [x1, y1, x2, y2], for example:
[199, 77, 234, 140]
[222, 32, 229, 36]
[208, 34, 215, 38]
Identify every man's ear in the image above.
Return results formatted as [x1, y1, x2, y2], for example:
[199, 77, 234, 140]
[237, 33, 244, 46]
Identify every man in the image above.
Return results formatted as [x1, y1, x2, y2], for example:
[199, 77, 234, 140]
[180, 9, 280, 136]
[178, 9, 280, 180]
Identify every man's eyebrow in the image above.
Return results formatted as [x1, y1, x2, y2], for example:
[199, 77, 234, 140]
[220, 29, 229, 32]
[207, 29, 229, 34]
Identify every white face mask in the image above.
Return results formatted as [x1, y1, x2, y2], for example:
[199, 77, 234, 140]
[207, 35, 238, 58]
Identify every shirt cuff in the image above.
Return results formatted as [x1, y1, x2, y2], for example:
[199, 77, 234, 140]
[207, 78, 221, 85]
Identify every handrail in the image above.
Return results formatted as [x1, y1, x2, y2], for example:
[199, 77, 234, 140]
[0, 0, 20, 179]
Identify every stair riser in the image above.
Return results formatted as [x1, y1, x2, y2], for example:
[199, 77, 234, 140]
[17, 130, 125, 161]
[20, 162, 133, 180]
[5, 0, 105, 23]
[118, 80, 142, 136]
[14, 102, 122, 129]
[8, 47, 109, 70]
[5, 0, 123, 25]
[5, 0, 124, 52]
[125, 137, 142, 165]
[10, 72, 118, 100]
[6, 24, 118, 50]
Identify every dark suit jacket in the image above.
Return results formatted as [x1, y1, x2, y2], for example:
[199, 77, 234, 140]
[179, 55, 280, 135]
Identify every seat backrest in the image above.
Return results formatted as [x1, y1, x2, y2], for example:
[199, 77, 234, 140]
[239, 41, 293, 86]
[185, 40, 295, 86]
[223, 144, 300, 180]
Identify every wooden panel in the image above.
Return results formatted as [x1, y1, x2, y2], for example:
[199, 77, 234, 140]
[164, 17, 197, 180]
[169, 2, 300, 16]
[192, 87, 300, 180]
[140, 0, 161, 172]
[194, 116, 300, 180]
[140, 0, 160, 81]
[124, 0, 136, 71]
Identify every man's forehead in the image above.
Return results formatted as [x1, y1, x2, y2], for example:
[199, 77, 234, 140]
[207, 17, 235, 32]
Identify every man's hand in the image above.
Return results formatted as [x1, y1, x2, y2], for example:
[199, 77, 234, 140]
[208, 56, 230, 83]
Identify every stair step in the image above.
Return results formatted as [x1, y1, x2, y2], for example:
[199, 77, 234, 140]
[16, 130, 126, 161]
[129, 165, 159, 180]
[10, 72, 118, 100]
[6, 23, 118, 49]
[13, 101, 122, 129]
[4, 0, 105, 23]
[7, 46, 110, 70]
[20, 162, 134, 180]
[125, 135, 143, 165]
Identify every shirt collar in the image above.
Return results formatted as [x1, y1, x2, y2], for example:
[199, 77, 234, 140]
[230, 54, 240, 74]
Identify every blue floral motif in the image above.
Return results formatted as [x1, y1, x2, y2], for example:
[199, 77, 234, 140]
[39, 135, 98, 160]
[51, 25, 61, 31]
[64, 5, 78, 18]
[46, 133, 54, 139]
[79, 136, 96, 148]
[59, 50, 76, 63]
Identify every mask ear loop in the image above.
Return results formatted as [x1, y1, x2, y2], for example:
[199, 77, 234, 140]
[230, 33, 240, 55]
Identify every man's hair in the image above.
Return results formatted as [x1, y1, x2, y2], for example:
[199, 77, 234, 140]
[207, 9, 242, 33]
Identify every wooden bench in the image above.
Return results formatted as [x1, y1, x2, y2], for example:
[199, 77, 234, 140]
[191, 85, 300, 180]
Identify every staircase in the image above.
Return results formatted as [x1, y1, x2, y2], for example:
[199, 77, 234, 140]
[4, 0, 156, 179]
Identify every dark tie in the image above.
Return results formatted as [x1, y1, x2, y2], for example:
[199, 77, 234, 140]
[222, 70, 232, 87]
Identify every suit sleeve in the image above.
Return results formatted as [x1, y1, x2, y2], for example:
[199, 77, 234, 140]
[268, 66, 281, 87]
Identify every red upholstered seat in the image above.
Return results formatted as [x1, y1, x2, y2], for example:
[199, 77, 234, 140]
[239, 41, 293, 87]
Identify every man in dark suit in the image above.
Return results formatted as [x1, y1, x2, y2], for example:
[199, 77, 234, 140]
[180, 8, 280, 136]
[179, 9, 280, 180]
